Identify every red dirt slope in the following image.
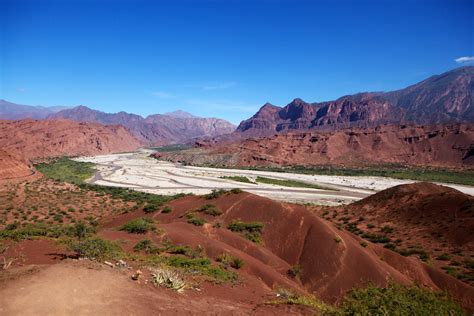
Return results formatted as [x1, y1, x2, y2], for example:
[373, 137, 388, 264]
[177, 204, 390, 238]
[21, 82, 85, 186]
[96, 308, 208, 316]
[350, 182, 474, 249]
[97, 191, 474, 309]
[0, 119, 141, 180]
[0, 150, 33, 181]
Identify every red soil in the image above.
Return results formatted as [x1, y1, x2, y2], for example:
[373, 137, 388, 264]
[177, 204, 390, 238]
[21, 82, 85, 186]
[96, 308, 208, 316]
[2, 186, 473, 312]
[0, 119, 141, 180]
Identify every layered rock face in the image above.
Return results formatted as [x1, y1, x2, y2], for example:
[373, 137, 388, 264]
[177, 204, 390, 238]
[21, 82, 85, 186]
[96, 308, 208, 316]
[234, 124, 474, 168]
[236, 67, 473, 137]
[159, 124, 473, 169]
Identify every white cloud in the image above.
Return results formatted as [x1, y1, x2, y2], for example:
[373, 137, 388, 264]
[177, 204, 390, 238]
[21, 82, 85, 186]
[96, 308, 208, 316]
[16, 88, 27, 92]
[455, 56, 474, 64]
[151, 91, 175, 99]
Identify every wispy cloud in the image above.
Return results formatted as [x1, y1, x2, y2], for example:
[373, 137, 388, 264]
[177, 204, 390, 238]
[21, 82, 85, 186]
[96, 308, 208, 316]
[455, 56, 474, 64]
[151, 91, 175, 99]
[202, 81, 237, 90]
[16, 88, 27, 93]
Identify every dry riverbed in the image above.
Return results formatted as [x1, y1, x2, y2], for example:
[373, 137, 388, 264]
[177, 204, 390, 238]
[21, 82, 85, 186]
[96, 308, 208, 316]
[74, 151, 474, 205]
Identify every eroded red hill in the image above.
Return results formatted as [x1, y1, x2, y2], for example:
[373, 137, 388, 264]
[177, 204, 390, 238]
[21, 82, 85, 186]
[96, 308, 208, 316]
[1, 183, 472, 311]
[0, 119, 141, 180]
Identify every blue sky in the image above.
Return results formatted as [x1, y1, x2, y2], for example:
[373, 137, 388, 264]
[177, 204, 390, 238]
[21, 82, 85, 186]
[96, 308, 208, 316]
[1, 0, 473, 124]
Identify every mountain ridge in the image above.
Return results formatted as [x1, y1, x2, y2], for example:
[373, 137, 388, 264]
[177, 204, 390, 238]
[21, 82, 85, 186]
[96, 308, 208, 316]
[49, 106, 236, 145]
[236, 66, 473, 137]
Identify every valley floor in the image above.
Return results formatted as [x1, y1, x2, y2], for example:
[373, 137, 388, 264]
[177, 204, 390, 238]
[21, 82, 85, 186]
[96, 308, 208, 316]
[75, 150, 474, 205]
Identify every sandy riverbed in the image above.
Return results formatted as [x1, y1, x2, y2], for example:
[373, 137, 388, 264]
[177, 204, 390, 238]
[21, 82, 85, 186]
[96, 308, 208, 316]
[74, 151, 474, 205]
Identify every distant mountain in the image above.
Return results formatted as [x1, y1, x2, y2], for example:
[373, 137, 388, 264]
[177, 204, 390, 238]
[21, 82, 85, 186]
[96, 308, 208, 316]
[0, 100, 70, 120]
[236, 66, 473, 136]
[164, 110, 197, 119]
[49, 106, 236, 145]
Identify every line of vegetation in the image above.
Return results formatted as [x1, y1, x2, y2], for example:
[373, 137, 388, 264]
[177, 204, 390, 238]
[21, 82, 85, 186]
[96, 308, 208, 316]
[36, 158, 186, 208]
[203, 188, 243, 200]
[227, 220, 264, 243]
[0, 221, 96, 241]
[230, 165, 474, 186]
[272, 282, 464, 315]
[219, 176, 255, 184]
[255, 176, 335, 190]
[120, 218, 156, 234]
[35, 158, 96, 184]
[149, 144, 193, 152]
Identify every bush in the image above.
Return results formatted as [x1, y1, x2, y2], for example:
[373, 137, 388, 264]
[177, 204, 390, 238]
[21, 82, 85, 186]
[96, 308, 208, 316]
[227, 220, 264, 243]
[134, 239, 161, 254]
[185, 212, 206, 226]
[436, 253, 451, 261]
[337, 282, 464, 315]
[0, 222, 95, 241]
[143, 203, 161, 213]
[120, 218, 155, 234]
[162, 207, 172, 214]
[216, 253, 244, 269]
[381, 225, 394, 234]
[197, 204, 222, 216]
[66, 237, 123, 260]
[230, 188, 243, 194]
[204, 189, 228, 200]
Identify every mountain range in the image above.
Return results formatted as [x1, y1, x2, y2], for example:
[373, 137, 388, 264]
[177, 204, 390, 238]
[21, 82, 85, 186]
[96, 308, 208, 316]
[0, 100, 70, 120]
[48, 106, 236, 145]
[235, 66, 473, 137]
[0, 100, 236, 146]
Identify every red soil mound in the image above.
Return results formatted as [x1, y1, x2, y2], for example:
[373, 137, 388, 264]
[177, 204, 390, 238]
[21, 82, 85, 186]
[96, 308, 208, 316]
[97, 191, 474, 309]
[350, 182, 474, 249]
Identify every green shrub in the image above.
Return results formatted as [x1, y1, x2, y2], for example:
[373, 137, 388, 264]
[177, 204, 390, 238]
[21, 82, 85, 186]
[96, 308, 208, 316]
[197, 204, 222, 216]
[134, 239, 161, 254]
[220, 176, 253, 184]
[185, 212, 206, 226]
[120, 218, 155, 234]
[204, 189, 228, 200]
[336, 282, 464, 315]
[381, 225, 394, 234]
[0, 222, 95, 241]
[230, 188, 243, 194]
[436, 253, 451, 261]
[216, 253, 244, 269]
[162, 207, 172, 214]
[66, 237, 123, 260]
[143, 203, 161, 213]
[227, 220, 264, 243]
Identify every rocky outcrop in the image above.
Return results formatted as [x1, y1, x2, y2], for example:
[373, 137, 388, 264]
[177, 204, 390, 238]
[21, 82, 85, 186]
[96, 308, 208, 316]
[158, 124, 474, 169]
[236, 67, 473, 137]
[0, 119, 141, 179]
